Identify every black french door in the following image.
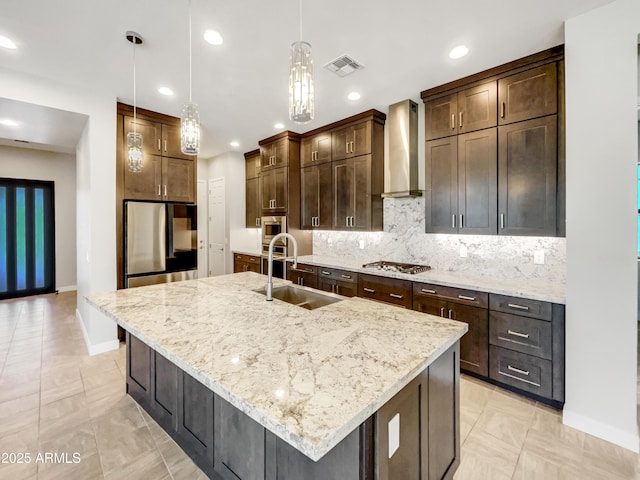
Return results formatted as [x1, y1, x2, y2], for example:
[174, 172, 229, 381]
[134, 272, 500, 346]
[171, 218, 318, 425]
[0, 178, 55, 300]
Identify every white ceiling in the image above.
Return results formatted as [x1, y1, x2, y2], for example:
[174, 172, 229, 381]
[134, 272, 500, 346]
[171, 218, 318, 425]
[0, 0, 615, 158]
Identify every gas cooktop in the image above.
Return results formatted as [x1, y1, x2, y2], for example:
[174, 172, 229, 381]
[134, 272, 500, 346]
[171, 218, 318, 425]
[362, 261, 431, 275]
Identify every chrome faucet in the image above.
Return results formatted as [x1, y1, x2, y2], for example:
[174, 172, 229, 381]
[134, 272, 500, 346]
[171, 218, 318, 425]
[266, 233, 297, 301]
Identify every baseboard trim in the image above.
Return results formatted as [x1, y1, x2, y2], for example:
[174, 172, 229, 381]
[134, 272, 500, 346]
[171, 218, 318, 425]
[57, 285, 77, 293]
[563, 408, 640, 452]
[76, 308, 119, 356]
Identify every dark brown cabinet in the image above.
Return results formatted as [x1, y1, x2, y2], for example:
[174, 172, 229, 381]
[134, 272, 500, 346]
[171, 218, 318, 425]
[151, 350, 179, 432]
[261, 137, 289, 170]
[498, 63, 557, 125]
[177, 371, 214, 466]
[317, 267, 358, 297]
[358, 274, 412, 309]
[498, 115, 557, 236]
[426, 129, 497, 235]
[127, 332, 151, 408]
[421, 47, 564, 238]
[286, 263, 318, 288]
[333, 155, 381, 230]
[424, 82, 496, 140]
[301, 132, 331, 166]
[245, 150, 261, 228]
[234, 253, 261, 274]
[260, 167, 288, 214]
[301, 163, 332, 229]
[331, 121, 371, 161]
[413, 283, 488, 376]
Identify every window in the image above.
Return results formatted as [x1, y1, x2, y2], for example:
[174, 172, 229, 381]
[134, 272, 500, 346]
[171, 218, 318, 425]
[0, 178, 55, 299]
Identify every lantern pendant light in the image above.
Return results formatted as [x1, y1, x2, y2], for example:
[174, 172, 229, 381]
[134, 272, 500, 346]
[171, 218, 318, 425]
[126, 31, 144, 172]
[181, 0, 200, 155]
[289, 0, 314, 124]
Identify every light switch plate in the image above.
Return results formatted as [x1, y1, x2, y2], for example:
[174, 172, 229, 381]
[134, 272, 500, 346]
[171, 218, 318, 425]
[388, 413, 400, 458]
[459, 245, 468, 258]
[534, 250, 545, 265]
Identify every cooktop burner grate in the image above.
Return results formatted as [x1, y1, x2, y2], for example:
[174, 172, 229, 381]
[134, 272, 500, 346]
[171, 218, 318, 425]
[362, 261, 431, 275]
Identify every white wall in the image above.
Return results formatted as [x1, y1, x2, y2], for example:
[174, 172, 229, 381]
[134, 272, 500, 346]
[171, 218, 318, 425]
[0, 66, 118, 355]
[565, 0, 639, 451]
[0, 145, 77, 290]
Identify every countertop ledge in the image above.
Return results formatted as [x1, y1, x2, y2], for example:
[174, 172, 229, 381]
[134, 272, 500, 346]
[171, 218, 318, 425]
[292, 255, 566, 304]
[87, 272, 467, 461]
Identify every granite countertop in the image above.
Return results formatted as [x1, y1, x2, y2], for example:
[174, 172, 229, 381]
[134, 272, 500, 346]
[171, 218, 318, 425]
[87, 272, 467, 461]
[294, 255, 566, 304]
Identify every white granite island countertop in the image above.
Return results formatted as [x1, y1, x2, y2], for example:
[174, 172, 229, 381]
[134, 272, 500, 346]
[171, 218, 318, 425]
[294, 254, 566, 304]
[87, 272, 467, 462]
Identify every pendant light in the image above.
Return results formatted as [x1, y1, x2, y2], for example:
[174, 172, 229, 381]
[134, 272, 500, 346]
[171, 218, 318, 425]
[126, 31, 144, 172]
[181, 0, 200, 155]
[289, 0, 314, 124]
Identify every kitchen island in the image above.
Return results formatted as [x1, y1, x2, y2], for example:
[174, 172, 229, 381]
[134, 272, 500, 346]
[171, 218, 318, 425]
[87, 272, 467, 480]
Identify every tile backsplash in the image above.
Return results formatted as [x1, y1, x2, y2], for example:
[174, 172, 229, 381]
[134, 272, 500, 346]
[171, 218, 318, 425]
[313, 197, 566, 284]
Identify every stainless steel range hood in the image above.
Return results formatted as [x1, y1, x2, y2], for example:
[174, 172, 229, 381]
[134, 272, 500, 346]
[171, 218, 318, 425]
[382, 99, 422, 198]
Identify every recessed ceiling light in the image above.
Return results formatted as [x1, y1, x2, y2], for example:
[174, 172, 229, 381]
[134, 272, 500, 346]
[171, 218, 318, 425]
[158, 87, 174, 96]
[347, 91, 361, 101]
[0, 35, 16, 49]
[230, 141, 240, 147]
[203, 30, 223, 46]
[274, 123, 284, 129]
[449, 45, 469, 59]
[0, 119, 19, 127]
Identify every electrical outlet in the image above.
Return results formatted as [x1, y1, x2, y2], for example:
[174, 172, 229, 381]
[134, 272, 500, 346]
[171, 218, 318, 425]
[359, 239, 365, 249]
[459, 245, 468, 258]
[534, 250, 545, 265]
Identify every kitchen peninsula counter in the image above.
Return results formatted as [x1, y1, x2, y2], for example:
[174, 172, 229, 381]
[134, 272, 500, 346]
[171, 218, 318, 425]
[87, 272, 467, 479]
[294, 255, 566, 304]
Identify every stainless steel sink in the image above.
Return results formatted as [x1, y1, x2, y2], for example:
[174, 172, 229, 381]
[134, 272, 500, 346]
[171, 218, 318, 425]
[254, 284, 343, 310]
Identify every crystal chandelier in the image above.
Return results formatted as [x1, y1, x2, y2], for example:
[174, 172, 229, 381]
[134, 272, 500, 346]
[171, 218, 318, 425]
[181, 0, 200, 155]
[126, 31, 144, 172]
[289, 0, 314, 124]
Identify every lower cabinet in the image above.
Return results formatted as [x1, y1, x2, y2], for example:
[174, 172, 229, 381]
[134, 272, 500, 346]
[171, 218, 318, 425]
[286, 263, 318, 288]
[234, 253, 262, 274]
[126, 332, 460, 480]
[358, 273, 413, 309]
[317, 267, 358, 297]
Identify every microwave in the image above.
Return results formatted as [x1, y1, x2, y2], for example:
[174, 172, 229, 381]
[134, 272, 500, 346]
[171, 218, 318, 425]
[261, 216, 287, 246]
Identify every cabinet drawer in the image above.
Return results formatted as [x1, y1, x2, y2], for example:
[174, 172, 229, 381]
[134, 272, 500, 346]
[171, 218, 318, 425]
[359, 274, 412, 309]
[317, 277, 358, 297]
[489, 311, 552, 360]
[489, 294, 552, 321]
[287, 263, 318, 289]
[489, 346, 552, 399]
[234, 253, 261, 265]
[413, 282, 488, 308]
[317, 267, 357, 283]
[287, 263, 317, 275]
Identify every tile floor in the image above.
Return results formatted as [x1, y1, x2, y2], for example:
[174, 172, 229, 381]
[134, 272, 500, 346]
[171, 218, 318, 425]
[0, 291, 638, 479]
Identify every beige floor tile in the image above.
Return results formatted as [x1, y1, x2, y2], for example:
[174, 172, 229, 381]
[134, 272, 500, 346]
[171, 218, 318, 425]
[103, 449, 171, 480]
[85, 380, 130, 419]
[38, 419, 98, 455]
[454, 450, 513, 480]
[486, 387, 537, 423]
[81, 367, 123, 391]
[39, 392, 90, 440]
[0, 406, 39, 439]
[0, 373, 40, 403]
[37, 451, 104, 480]
[474, 405, 532, 449]
[460, 374, 494, 416]
[511, 449, 582, 480]
[581, 433, 640, 479]
[0, 425, 39, 480]
[459, 430, 520, 479]
[460, 409, 479, 444]
[0, 461, 38, 480]
[156, 435, 209, 480]
[521, 426, 584, 469]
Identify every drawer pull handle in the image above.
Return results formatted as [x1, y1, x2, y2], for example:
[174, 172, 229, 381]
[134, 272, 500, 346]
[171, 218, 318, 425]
[440, 307, 445, 317]
[363, 287, 375, 293]
[507, 365, 529, 376]
[321, 271, 331, 275]
[507, 329, 530, 339]
[507, 303, 530, 311]
[448, 309, 453, 319]
[421, 288, 436, 294]
[458, 295, 476, 301]
[341, 274, 352, 279]
[389, 293, 403, 299]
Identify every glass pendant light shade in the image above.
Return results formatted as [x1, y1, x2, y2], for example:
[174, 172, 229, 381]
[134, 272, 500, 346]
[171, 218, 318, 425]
[289, 40, 314, 124]
[126, 132, 143, 172]
[181, 102, 200, 155]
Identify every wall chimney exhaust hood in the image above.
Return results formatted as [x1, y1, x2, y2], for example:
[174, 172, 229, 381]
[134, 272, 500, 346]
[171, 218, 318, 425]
[382, 99, 422, 198]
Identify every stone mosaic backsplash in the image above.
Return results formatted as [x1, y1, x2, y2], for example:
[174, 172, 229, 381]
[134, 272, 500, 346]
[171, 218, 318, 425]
[313, 197, 566, 284]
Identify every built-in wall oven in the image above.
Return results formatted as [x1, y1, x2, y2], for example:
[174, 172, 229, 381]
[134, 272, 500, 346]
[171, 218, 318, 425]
[261, 216, 287, 279]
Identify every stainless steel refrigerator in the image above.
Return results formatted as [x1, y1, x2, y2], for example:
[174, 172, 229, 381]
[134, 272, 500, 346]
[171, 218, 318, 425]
[124, 201, 197, 288]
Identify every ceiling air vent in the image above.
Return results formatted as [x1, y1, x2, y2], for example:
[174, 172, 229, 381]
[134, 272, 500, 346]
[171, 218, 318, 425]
[324, 54, 364, 77]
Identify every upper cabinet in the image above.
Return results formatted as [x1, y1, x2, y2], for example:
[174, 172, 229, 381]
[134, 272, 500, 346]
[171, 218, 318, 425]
[118, 104, 197, 204]
[244, 150, 261, 228]
[331, 121, 372, 161]
[421, 45, 564, 237]
[498, 63, 557, 125]
[301, 132, 331, 167]
[260, 136, 289, 170]
[425, 82, 497, 140]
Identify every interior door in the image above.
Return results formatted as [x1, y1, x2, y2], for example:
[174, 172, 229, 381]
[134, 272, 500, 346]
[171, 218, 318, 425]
[197, 180, 207, 278]
[208, 178, 226, 276]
